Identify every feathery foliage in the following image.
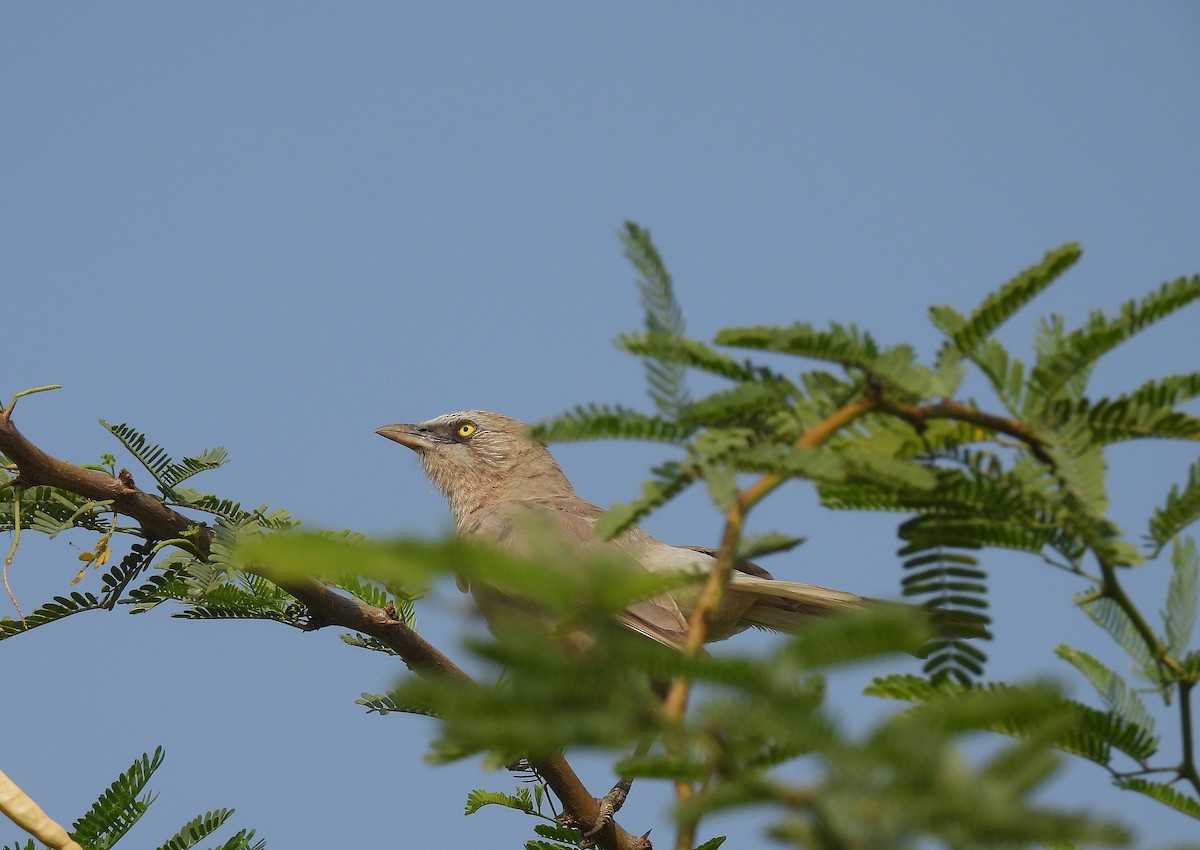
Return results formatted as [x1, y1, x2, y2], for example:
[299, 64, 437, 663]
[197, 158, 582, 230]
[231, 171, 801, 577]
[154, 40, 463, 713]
[99, 420, 230, 495]
[621, 221, 692, 419]
[3, 227, 1198, 848]
[1149, 459, 1200, 554]
[1163, 537, 1198, 655]
[1029, 275, 1200, 407]
[929, 243, 1081, 354]
[48, 747, 263, 850]
[0, 591, 104, 640]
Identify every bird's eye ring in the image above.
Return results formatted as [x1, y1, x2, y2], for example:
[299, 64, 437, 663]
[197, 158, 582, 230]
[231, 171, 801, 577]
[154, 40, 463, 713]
[457, 422, 477, 438]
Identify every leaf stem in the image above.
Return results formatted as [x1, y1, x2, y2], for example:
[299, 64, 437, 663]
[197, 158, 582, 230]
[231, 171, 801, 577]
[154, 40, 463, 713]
[1179, 681, 1200, 794]
[3, 488, 24, 626]
[1096, 557, 1186, 679]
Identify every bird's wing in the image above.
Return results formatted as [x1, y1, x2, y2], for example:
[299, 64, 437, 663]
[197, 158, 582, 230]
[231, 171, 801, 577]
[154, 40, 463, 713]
[460, 497, 692, 649]
[677, 544, 776, 579]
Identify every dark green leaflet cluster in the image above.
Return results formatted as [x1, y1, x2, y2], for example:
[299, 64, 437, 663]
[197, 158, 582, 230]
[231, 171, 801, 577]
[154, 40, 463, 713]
[0, 747, 265, 850]
[0, 420, 415, 642]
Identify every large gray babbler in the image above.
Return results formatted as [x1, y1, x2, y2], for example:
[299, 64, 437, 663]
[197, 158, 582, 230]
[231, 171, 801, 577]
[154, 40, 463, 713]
[377, 410, 863, 647]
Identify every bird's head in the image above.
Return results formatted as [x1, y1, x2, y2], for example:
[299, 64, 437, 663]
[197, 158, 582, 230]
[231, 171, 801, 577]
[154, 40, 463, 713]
[375, 410, 577, 525]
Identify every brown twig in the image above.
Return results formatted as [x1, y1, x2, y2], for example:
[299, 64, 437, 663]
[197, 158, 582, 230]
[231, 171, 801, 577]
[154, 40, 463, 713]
[0, 414, 649, 850]
[662, 389, 882, 850]
[877, 397, 1054, 465]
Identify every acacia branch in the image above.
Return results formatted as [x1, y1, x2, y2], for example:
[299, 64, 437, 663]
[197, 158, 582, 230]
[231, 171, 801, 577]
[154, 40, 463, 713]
[661, 388, 882, 850]
[0, 414, 649, 850]
[877, 397, 1054, 465]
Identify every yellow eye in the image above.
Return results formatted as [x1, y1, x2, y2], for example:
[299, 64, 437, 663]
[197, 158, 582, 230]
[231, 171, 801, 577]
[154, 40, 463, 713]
[457, 422, 477, 438]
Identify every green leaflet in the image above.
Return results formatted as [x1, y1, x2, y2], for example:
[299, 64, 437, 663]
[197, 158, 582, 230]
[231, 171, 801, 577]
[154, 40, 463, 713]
[1114, 778, 1200, 820]
[1054, 645, 1156, 738]
[1149, 459, 1200, 553]
[100, 419, 229, 494]
[71, 748, 166, 848]
[618, 330, 790, 386]
[1029, 275, 1200, 409]
[464, 786, 536, 816]
[1078, 596, 1156, 671]
[930, 243, 1081, 354]
[530, 403, 692, 444]
[866, 674, 1157, 764]
[713, 321, 932, 396]
[622, 220, 692, 419]
[55, 747, 264, 850]
[1163, 537, 1199, 655]
[594, 459, 696, 539]
[0, 591, 104, 640]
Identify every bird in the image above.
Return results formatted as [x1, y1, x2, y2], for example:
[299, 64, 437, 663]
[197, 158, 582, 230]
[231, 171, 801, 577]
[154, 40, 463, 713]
[376, 409, 865, 648]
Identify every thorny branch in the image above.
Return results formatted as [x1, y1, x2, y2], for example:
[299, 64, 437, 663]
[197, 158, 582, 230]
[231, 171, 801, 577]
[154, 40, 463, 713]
[0, 413, 650, 850]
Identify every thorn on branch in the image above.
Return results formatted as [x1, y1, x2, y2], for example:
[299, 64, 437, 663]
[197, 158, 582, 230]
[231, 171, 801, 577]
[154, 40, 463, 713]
[291, 602, 322, 630]
[11, 467, 40, 489]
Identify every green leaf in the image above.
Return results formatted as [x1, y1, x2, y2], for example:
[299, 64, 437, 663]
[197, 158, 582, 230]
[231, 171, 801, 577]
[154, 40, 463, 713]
[732, 443, 846, 482]
[358, 689, 440, 718]
[618, 331, 789, 386]
[716, 320, 879, 363]
[1148, 459, 1200, 552]
[1, 485, 113, 536]
[1042, 421, 1109, 520]
[1114, 778, 1200, 819]
[464, 787, 535, 816]
[1057, 396, 1200, 444]
[867, 674, 1156, 763]
[72, 748, 165, 848]
[1163, 537, 1198, 654]
[1030, 274, 1200, 406]
[1125, 371, 1200, 409]
[595, 460, 696, 538]
[1054, 645, 1155, 735]
[621, 221, 692, 418]
[931, 243, 1081, 354]
[100, 419, 179, 489]
[779, 605, 932, 669]
[715, 321, 934, 396]
[1078, 597, 1155, 670]
[528, 823, 583, 848]
[681, 380, 796, 432]
[614, 752, 706, 781]
[0, 592, 104, 640]
[154, 809, 234, 850]
[206, 829, 264, 850]
[531, 403, 692, 445]
[839, 447, 939, 491]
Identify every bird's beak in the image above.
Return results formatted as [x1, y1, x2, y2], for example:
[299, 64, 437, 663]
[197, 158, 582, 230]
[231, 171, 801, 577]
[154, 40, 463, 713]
[375, 423, 436, 451]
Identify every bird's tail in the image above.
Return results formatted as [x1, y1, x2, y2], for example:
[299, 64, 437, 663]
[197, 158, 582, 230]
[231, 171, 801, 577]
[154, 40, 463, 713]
[728, 573, 987, 641]
[728, 573, 863, 632]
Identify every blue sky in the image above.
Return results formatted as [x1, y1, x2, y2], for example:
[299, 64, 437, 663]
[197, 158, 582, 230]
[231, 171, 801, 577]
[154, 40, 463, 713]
[3, 4, 1199, 848]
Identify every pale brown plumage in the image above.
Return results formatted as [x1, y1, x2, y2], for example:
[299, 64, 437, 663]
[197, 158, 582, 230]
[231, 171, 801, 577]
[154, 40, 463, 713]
[376, 410, 862, 648]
